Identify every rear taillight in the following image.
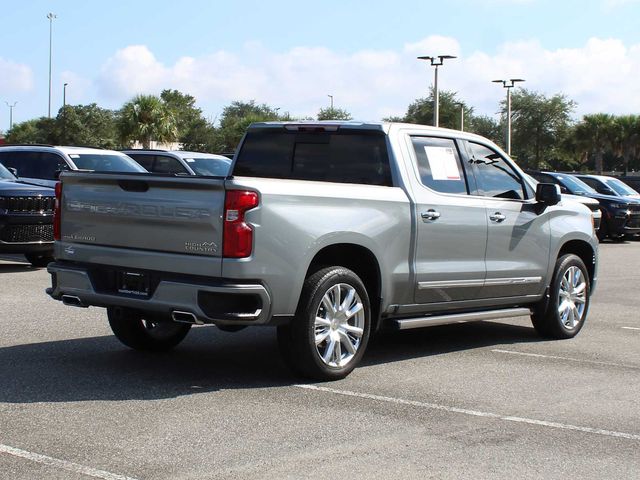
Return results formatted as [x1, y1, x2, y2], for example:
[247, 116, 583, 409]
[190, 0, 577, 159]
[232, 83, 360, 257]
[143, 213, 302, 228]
[223, 190, 259, 258]
[53, 182, 62, 241]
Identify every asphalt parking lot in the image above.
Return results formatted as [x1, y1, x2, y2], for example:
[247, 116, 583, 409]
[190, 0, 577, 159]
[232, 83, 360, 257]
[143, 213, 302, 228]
[1, 243, 639, 480]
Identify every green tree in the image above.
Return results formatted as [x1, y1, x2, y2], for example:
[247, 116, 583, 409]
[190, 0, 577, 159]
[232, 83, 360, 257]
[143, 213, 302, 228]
[468, 115, 502, 146]
[180, 117, 218, 152]
[393, 89, 472, 130]
[317, 107, 352, 121]
[5, 117, 56, 144]
[55, 103, 118, 148]
[611, 115, 640, 175]
[160, 89, 203, 138]
[118, 94, 178, 148]
[574, 113, 616, 174]
[215, 101, 282, 152]
[508, 89, 575, 169]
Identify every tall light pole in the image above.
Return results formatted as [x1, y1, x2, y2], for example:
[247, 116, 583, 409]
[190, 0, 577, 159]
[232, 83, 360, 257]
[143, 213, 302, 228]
[492, 78, 525, 156]
[5, 101, 17, 130]
[327, 94, 334, 109]
[455, 102, 465, 131]
[417, 55, 456, 127]
[47, 12, 57, 118]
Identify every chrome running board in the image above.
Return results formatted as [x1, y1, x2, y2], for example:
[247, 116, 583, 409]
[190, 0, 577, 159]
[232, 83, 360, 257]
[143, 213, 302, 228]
[391, 307, 532, 330]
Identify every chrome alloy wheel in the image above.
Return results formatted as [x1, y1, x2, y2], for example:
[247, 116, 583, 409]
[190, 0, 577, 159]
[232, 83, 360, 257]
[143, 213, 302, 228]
[314, 283, 365, 368]
[558, 266, 587, 329]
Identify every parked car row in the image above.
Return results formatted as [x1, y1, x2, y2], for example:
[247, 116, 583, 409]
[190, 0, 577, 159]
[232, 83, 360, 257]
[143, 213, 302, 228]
[528, 171, 640, 241]
[1, 141, 638, 270]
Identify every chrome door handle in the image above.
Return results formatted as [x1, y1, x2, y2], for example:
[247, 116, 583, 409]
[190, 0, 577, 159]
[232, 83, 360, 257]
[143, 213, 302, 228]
[489, 212, 506, 222]
[421, 209, 441, 220]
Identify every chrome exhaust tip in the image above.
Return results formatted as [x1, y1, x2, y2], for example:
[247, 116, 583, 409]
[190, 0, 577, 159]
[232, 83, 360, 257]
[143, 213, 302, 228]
[61, 295, 86, 308]
[171, 310, 203, 325]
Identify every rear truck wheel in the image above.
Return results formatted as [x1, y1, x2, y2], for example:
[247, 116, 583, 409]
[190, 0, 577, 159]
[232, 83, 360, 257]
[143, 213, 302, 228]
[277, 267, 371, 381]
[531, 254, 590, 339]
[107, 307, 191, 352]
[25, 252, 54, 268]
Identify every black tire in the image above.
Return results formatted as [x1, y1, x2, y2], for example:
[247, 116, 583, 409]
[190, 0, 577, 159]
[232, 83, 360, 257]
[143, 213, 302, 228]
[107, 307, 191, 352]
[277, 267, 371, 381]
[25, 253, 54, 268]
[531, 254, 590, 339]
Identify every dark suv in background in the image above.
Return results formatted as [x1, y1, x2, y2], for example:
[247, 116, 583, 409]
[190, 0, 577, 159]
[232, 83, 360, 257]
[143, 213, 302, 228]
[528, 171, 640, 241]
[0, 163, 55, 267]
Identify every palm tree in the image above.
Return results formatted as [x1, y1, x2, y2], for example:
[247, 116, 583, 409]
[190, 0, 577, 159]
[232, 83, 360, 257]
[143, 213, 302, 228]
[118, 94, 178, 148]
[575, 113, 615, 174]
[611, 115, 640, 175]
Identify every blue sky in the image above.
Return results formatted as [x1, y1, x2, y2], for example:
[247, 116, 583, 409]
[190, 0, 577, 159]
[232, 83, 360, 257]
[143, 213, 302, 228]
[1, 0, 640, 132]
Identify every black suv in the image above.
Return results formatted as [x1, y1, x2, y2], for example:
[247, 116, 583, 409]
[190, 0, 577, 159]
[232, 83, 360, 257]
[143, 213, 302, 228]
[528, 171, 640, 241]
[0, 163, 55, 266]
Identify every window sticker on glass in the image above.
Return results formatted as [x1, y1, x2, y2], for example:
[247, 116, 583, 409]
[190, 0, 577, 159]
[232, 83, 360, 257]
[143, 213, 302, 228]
[424, 146, 461, 180]
[185, 159, 195, 163]
[69, 154, 80, 158]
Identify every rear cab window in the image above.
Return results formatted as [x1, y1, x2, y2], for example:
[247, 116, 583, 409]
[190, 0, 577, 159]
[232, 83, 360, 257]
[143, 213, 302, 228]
[233, 128, 392, 186]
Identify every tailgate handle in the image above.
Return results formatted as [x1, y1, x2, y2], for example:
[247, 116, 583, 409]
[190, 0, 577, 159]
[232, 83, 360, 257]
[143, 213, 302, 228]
[118, 180, 149, 192]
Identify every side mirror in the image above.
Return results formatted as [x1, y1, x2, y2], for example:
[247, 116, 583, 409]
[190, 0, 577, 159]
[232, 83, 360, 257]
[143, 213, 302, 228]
[536, 183, 561, 206]
[7, 167, 18, 177]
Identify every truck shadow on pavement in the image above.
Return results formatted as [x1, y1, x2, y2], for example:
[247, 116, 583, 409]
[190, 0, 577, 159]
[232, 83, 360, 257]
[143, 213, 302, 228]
[0, 321, 541, 404]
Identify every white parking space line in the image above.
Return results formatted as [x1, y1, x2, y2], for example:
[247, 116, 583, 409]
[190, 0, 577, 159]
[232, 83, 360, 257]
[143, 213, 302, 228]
[0, 443, 138, 480]
[491, 348, 640, 370]
[621, 327, 640, 331]
[294, 384, 640, 441]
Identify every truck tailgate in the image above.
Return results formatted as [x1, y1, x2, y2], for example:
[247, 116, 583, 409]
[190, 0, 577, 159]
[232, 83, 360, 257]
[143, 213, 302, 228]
[59, 173, 225, 261]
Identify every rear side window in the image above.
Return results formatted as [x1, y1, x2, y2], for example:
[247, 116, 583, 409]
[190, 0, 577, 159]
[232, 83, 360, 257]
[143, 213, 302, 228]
[0, 151, 66, 179]
[234, 130, 392, 186]
[410, 137, 468, 195]
[69, 154, 146, 172]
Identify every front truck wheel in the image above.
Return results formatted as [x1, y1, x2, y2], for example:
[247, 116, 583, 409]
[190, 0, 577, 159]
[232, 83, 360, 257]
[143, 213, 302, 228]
[531, 254, 590, 339]
[277, 267, 371, 381]
[107, 307, 192, 352]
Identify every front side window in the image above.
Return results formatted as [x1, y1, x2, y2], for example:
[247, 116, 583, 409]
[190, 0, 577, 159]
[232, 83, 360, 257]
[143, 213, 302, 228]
[37, 153, 67, 179]
[183, 157, 231, 176]
[410, 136, 468, 195]
[468, 142, 525, 200]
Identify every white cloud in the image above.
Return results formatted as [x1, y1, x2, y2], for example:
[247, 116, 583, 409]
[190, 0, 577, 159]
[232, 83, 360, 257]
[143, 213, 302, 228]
[0, 58, 33, 94]
[94, 36, 640, 122]
[602, 0, 640, 10]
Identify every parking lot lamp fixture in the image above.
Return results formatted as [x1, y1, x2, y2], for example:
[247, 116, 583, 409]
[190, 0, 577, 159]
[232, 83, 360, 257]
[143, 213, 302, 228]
[328, 94, 334, 109]
[417, 55, 457, 127]
[492, 78, 525, 155]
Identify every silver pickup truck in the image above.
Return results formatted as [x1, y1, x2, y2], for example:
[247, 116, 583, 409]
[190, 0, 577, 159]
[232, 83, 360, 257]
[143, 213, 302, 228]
[47, 122, 598, 380]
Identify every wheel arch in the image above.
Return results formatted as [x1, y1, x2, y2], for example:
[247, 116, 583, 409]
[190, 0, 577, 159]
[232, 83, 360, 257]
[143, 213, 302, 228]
[305, 243, 383, 330]
[557, 239, 596, 286]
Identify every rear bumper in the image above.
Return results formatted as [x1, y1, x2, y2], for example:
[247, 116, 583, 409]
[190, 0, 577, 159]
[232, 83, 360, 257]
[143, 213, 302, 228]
[46, 261, 273, 326]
